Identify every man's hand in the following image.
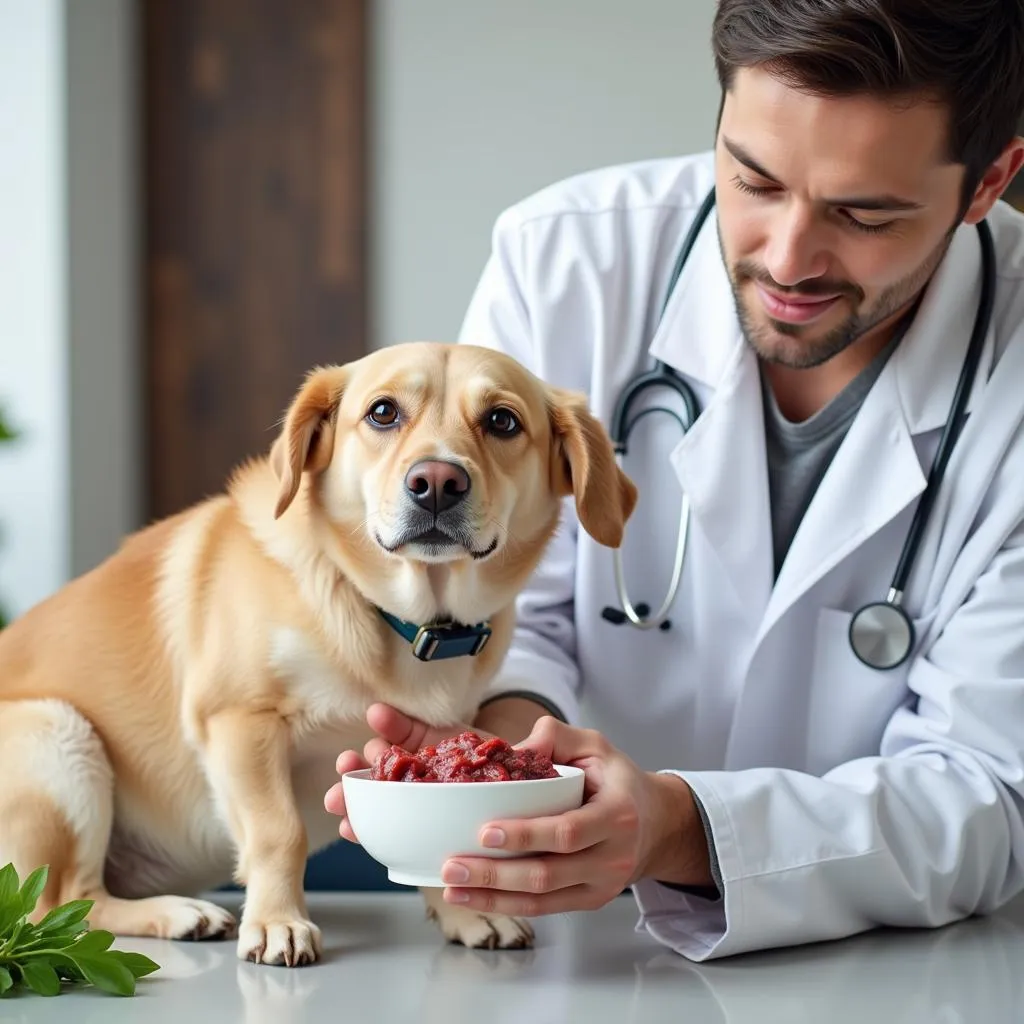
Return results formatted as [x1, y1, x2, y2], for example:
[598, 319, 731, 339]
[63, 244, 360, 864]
[324, 697, 550, 843]
[436, 717, 712, 917]
[323, 703, 482, 842]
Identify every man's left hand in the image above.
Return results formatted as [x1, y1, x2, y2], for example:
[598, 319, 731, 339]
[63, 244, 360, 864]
[439, 716, 713, 917]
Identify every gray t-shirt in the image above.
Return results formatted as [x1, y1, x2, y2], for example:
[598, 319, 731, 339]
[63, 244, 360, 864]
[762, 324, 908, 579]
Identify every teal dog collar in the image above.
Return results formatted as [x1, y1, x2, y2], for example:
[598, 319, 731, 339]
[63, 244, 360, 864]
[378, 609, 492, 662]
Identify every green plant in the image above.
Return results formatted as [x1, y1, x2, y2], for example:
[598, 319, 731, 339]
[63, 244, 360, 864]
[0, 863, 160, 998]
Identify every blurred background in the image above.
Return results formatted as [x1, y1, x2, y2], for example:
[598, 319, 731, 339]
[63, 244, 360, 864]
[0, 0, 1021, 889]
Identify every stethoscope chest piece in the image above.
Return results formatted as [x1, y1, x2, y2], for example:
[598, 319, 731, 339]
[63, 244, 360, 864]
[848, 592, 915, 670]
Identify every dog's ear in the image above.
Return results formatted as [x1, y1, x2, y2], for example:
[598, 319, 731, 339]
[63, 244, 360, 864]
[270, 365, 349, 519]
[548, 387, 638, 548]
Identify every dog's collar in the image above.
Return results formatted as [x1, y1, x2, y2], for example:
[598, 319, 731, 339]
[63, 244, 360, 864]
[378, 609, 492, 662]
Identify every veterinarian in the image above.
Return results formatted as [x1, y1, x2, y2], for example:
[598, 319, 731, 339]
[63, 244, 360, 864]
[326, 0, 1024, 960]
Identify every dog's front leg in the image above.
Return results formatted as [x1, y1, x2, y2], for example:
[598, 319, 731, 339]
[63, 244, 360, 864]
[202, 708, 322, 966]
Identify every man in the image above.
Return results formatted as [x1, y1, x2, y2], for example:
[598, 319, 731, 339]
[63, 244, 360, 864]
[325, 0, 1024, 959]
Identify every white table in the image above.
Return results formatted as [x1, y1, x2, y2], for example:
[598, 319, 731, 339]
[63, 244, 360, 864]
[5, 889, 1024, 1022]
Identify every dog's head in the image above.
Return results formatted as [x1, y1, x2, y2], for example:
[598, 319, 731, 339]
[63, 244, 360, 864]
[269, 343, 636, 594]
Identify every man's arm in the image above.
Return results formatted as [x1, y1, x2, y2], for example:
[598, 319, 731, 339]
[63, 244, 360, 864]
[643, 773, 715, 890]
[632, 515, 1024, 962]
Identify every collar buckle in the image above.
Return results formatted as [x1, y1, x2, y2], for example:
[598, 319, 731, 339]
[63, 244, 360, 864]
[379, 609, 492, 662]
[412, 621, 492, 662]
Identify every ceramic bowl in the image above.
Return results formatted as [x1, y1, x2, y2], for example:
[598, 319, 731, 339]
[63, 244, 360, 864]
[341, 765, 585, 887]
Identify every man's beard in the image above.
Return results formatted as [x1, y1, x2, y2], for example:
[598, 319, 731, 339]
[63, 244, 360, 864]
[719, 226, 955, 369]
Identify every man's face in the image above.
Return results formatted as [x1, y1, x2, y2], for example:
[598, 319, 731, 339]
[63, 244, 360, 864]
[715, 66, 967, 369]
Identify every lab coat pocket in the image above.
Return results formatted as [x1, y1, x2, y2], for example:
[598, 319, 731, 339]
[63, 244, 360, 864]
[806, 606, 934, 775]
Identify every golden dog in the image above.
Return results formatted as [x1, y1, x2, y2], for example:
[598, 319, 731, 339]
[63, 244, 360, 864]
[0, 342, 636, 965]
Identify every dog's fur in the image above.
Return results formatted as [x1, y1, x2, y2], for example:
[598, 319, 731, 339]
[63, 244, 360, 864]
[0, 342, 636, 965]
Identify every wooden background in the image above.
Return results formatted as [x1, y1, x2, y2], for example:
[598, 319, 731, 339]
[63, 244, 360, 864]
[143, 0, 368, 522]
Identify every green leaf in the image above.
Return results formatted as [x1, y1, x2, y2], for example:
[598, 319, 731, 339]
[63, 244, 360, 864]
[20, 959, 61, 996]
[0, 864, 20, 936]
[0, 863, 18, 909]
[38, 923, 89, 947]
[17, 866, 48, 917]
[0, 405, 18, 442]
[36, 899, 93, 935]
[15, 922, 88, 954]
[70, 928, 115, 955]
[56, 960, 84, 982]
[70, 953, 136, 996]
[2, 920, 27, 955]
[0, 869, 160, 998]
[105, 949, 160, 979]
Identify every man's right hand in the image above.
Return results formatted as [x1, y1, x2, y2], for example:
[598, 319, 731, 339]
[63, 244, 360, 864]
[323, 703, 481, 842]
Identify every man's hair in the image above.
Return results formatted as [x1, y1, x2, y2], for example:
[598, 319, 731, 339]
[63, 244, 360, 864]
[711, 0, 1024, 206]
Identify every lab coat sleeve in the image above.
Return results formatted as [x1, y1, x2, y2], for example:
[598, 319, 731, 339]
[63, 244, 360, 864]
[633, 517, 1024, 961]
[456, 210, 583, 726]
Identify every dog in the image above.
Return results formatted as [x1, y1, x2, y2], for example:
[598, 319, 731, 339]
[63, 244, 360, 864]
[0, 341, 637, 966]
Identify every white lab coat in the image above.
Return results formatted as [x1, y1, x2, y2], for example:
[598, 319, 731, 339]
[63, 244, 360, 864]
[457, 150, 1024, 961]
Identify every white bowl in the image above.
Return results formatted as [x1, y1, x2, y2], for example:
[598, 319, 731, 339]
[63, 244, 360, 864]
[341, 765, 585, 887]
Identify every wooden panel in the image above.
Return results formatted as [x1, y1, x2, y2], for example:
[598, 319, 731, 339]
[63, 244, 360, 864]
[142, 0, 368, 520]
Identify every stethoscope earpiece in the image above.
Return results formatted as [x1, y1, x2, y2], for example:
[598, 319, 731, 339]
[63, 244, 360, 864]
[601, 604, 671, 631]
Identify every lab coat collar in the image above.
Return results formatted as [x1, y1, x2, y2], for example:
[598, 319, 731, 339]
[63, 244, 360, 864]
[889, 221, 995, 435]
[647, 202, 742, 390]
[647, 212, 996, 438]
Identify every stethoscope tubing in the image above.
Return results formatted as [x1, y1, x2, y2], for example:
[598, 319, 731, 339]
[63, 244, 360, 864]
[604, 186, 997, 671]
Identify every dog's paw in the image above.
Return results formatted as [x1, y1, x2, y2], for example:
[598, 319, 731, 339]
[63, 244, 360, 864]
[159, 896, 238, 941]
[426, 902, 535, 950]
[237, 916, 322, 967]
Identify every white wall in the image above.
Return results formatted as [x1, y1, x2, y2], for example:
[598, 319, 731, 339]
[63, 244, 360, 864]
[65, 0, 139, 580]
[369, 0, 720, 349]
[0, 0, 69, 620]
[0, 0, 719, 621]
[0, 0, 136, 622]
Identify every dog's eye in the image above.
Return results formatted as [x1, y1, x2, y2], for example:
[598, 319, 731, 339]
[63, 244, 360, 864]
[366, 400, 399, 428]
[485, 407, 521, 437]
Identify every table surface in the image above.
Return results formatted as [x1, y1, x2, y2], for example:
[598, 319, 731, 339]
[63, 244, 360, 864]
[4, 889, 1024, 1023]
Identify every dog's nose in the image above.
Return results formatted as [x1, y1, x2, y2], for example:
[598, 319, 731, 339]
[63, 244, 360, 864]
[405, 460, 471, 515]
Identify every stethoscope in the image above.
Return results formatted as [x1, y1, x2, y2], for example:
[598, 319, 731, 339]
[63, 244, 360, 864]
[601, 186, 997, 672]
